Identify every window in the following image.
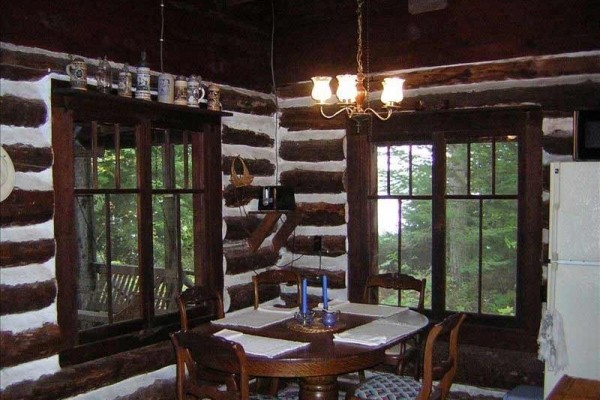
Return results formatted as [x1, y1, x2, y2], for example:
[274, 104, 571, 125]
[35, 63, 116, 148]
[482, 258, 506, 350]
[52, 86, 225, 364]
[347, 108, 542, 349]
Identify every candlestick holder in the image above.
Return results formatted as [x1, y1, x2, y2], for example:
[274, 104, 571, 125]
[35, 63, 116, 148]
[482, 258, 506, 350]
[294, 310, 315, 326]
[321, 309, 340, 328]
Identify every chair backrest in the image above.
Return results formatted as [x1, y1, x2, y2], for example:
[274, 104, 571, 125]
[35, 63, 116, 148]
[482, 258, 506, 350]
[363, 272, 426, 312]
[252, 269, 301, 309]
[418, 313, 466, 400]
[176, 286, 224, 331]
[171, 331, 250, 400]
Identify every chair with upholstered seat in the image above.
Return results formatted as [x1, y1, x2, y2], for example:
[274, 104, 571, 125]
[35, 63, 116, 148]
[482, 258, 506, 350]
[171, 331, 286, 400]
[363, 272, 427, 379]
[347, 313, 466, 400]
[176, 286, 225, 331]
[252, 269, 301, 309]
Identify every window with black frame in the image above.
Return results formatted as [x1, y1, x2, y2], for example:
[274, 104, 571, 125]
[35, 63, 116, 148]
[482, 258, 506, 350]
[373, 135, 519, 316]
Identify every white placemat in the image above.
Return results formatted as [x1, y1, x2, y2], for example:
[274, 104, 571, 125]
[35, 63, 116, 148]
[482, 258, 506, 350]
[214, 329, 309, 357]
[333, 320, 417, 347]
[212, 308, 292, 329]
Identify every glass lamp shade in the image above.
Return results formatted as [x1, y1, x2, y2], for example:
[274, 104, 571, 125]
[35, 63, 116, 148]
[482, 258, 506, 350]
[336, 74, 358, 104]
[311, 76, 333, 104]
[381, 77, 405, 106]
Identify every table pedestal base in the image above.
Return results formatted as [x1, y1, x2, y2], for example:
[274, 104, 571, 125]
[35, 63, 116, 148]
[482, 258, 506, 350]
[299, 376, 338, 400]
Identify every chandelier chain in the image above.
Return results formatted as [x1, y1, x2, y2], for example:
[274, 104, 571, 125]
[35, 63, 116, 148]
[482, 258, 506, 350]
[356, 0, 364, 75]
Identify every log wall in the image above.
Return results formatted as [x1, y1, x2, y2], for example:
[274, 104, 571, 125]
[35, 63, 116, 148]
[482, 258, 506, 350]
[0, 43, 284, 400]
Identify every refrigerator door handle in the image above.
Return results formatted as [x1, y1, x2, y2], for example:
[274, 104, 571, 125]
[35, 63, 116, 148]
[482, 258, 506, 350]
[550, 167, 561, 262]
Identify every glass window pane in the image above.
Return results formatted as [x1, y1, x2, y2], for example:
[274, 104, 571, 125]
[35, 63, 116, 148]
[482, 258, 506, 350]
[389, 145, 409, 195]
[470, 142, 492, 195]
[119, 129, 138, 189]
[377, 146, 389, 195]
[446, 144, 468, 195]
[400, 199, 432, 309]
[495, 139, 519, 195]
[446, 199, 479, 313]
[377, 198, 399, 274]
[411, 145, 433, 195]
[481, 200, 517, 316]
[153, 194, 194, 315]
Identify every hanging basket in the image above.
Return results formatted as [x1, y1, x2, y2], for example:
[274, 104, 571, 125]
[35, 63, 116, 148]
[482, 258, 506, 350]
[229, 155, 254, 188]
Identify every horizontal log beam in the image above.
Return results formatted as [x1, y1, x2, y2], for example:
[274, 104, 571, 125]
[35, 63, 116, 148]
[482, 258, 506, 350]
[222, 155, 275, 177]
[279, 139, 344, 162]
[224, 215, 263, 241]
[0, 64, 50, 81]
[279, 170, 345, 194]
[0, 280, 56, 315]
[542, 135, 573, 156]
[227, 281, 280, 312]
[223, 184, 259, 207]
[279, 106, 345, 131]
[0, 239, 55, 268]
[2, 145, 53, 172]
[277, 53, 600, 98]
[0, 190, 54, 227]
[224, 246, 280, 275]
[296, 267, 346, 289]
[286, 235, 347, 257]
[0, 323, 63, 368]
[296, 202, 346, 226]
[0, 340, 174, 400]
[0, 95, 47, 128]
[222, 125, 274, 147]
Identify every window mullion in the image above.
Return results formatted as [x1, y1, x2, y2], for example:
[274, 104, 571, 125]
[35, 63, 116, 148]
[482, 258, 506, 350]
[431, 132, 446, 319]
[478, 198, 484, 314]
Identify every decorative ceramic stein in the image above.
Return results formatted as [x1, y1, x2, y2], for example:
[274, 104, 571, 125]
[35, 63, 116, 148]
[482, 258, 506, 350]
[157, 73, 174, 104]
[174, 75, 188, 105]
[207, 84, 221, 111]
[95, 56, 112, 94]
[118, 64, 132, 97]
[186, 75, 205, 107]
[135, 51, 151, 101]
[66, 57, 87, 90]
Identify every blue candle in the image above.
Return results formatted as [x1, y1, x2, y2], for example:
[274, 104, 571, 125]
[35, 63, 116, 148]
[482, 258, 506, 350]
[301, 278, 308, 314]
[322, 275, 328, 310]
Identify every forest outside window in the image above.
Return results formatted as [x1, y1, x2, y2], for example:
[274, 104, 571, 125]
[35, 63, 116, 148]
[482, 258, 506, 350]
[74, 124, 197, 330]
[374, 136, 519, 316]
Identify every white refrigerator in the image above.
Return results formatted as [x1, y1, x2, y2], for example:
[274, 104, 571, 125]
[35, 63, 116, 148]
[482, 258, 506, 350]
[543, 161, 600, 396]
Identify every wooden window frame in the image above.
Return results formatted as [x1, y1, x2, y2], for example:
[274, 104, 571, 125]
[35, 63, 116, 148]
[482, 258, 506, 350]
[51, 83, 227, 365]
[346, 106, 543, 351]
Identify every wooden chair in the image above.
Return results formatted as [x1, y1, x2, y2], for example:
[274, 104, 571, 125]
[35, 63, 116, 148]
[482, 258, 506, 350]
[363, 273, 427, 379]
[252, 269, 301, 309]
[176, 286, 224, 331]
[347, 313, 466, 400]
[170, 331, 281, 400]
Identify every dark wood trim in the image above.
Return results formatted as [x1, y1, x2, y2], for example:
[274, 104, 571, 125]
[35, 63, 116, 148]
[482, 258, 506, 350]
[51, 105, 78, 349]
[431, 132, 447, 320]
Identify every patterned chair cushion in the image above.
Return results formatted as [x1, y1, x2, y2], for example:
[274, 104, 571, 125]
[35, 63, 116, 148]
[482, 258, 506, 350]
[353, 372, 422, 400]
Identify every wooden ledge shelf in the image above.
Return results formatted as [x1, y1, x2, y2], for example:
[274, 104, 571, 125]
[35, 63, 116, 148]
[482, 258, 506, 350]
[246, 211, 301, 253]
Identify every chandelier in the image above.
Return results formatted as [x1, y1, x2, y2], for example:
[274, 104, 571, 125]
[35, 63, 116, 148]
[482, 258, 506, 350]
[311, 0, 404, 121]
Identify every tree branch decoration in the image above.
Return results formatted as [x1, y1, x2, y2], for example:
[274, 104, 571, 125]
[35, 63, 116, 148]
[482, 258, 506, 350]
[229, 155, 254, 188]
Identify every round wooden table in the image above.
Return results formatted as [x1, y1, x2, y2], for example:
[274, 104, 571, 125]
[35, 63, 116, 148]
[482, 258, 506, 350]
[195, 309, 428, 400]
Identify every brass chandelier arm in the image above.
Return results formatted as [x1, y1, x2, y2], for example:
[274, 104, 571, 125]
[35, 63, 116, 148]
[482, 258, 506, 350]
[363, 107, 393, 121]
[320, 105, 355, 119]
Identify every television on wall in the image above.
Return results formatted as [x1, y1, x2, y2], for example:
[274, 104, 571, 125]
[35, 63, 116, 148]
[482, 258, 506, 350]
[574, 110, 600, 161]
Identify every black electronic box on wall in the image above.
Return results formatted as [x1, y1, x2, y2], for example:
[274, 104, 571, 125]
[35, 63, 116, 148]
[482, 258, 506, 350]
[574, 110, 600, 161]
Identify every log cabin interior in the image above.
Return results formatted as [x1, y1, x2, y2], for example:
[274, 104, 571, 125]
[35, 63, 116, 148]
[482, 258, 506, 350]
[1, 0, 599, 399]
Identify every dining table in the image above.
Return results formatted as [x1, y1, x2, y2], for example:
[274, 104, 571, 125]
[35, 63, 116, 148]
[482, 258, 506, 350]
[192, 300, 429, 400]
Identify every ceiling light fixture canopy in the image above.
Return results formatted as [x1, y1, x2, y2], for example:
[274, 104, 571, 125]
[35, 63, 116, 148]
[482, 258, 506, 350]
[311, 0, 404, 121]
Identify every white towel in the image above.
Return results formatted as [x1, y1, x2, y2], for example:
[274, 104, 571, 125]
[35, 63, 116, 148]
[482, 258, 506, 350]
[214, 329, 309, 357]
[333, 320, 416, 347]
[212, 308, 291, 329]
